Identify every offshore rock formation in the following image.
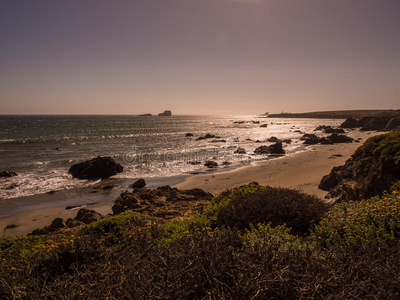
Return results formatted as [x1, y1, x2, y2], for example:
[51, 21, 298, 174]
[158, 110, 172, 116]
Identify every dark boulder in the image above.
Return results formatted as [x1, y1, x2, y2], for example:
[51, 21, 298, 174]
[300, 134, 318, 141]
[196, 133, 216, 140]
[268, 142, 285, 154]
[185, 133, 194, 137]
[234, 147, 246, 154]
[130, 178, 146, 189]
[327, 133, 353, 143]
[254, 143, 285, 155]
[75, 209, 103, 224]
[340, 117, 359, 128]
[0, 171, 17, 178]
[324, 127, 345, 134]
[204, 161, 218, 168]
[267, 136, 280, 143]
[69, 156, 123, 180]
[302, 134, 320, 145]
[260, 124, 268, 128]
[254, 145, 269, 155]
[50, 218, 66, 229]
[112, 191, 141, 215]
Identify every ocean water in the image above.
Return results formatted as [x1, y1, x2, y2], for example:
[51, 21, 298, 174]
[0, 115, 342, 199]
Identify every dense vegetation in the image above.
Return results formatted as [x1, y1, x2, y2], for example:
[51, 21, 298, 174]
[320, 130, 400, 201]
[1, 184, 400, 299]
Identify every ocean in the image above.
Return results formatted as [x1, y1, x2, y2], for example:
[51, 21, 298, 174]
[0, 115, 342, 200]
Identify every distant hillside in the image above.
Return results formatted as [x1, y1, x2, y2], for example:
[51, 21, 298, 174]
[268, 110, 392, 119]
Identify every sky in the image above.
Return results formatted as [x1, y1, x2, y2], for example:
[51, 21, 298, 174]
[0, 0, 399, 115]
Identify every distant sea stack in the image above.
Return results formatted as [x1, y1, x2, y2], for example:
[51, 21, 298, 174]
[138, 113, 152, 117]
[158, 110, 172, 116]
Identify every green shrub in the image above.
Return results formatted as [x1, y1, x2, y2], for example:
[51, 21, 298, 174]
[313, 190, 400, 249]
[84, 211, 152, 235]
[215, 187, 328, 236]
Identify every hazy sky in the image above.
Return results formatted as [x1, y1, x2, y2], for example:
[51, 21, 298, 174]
[1, 0, 399, 115]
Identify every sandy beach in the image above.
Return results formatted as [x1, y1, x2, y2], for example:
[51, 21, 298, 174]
[0, 130, 380, 237]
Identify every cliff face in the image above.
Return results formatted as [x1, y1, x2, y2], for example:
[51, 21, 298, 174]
[319, 131, 400, 201]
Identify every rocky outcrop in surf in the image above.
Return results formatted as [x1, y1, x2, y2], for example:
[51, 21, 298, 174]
[69, 156, 123, 180]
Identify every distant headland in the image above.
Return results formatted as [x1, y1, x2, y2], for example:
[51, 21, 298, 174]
[267, 109, 394, 119]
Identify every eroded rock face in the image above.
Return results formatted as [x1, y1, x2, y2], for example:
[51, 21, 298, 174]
[340, 118, 359, 129]
[319, 131, 400, 201]
[69, 157, 123, 180]
[326, 133, 353, 143]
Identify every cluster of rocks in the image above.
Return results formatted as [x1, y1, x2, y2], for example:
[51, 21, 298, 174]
[112, 182, 214, 219]
[30, 208, 103, 235]
[254, 142, 285, 155]
[267, 136, 292, 144]
[30, 179, 214, 235]
[314, 125, 345, 134]
[69, 156, 123, 180]
[204, 161, 219, 168]
[301, 133, 354, 145]
[196, 133, 220, 140]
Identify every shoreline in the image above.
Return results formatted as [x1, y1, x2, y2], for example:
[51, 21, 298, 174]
[0, 130, 381, 237]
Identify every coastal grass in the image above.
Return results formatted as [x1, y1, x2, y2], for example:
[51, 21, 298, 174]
[1, 186, 400, 299]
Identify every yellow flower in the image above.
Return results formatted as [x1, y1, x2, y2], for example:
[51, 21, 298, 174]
[183, 231, 189, 234]
[10, 267, 16, 271]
